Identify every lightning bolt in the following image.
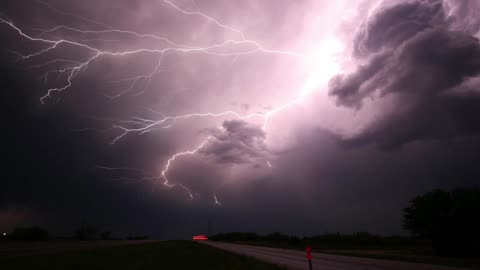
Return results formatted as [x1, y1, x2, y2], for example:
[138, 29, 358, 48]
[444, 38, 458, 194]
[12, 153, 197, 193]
[108, 111, 265, 144]
[213, 193, 222, 206]
[161, 0, 247, 40]
[1, 0, 342, 202]
[0, 12, 302, 103]
[161, 137, 211, 188]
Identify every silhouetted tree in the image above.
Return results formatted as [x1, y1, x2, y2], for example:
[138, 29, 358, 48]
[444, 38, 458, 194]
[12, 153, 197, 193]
[404, 188, 480, 257]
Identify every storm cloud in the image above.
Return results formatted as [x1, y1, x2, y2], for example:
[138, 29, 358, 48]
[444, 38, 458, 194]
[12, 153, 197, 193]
[1, 0, 479, 238]
[200, 120, 268, 164]
[329, 0, 480, 148]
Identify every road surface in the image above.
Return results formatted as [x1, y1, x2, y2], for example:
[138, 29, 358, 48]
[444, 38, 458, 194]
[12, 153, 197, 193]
[204, 241, 472, 270]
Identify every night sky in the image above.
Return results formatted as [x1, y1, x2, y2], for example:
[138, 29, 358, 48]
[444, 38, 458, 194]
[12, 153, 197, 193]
[1, 0, 479, 239]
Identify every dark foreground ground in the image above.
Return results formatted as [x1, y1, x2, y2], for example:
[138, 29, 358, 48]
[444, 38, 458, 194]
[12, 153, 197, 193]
[0, 240, 285, 270]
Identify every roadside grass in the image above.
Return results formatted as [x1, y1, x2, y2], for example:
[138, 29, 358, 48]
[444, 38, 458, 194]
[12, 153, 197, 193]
[319, 249, 480, 269]
[0, 241, 286, 270]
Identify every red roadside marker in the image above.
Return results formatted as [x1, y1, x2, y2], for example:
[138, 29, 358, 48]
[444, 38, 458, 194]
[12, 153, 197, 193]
[306, 246, 313, 270]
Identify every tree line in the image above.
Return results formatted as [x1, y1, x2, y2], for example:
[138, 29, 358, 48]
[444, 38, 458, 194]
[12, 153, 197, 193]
[211, 187, 480, 258]
[2, 225, 148, 241]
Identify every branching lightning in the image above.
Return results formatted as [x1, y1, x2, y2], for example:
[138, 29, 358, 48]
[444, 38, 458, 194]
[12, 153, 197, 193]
[213, 193, 222, 206]
[1, 0, 343, 205]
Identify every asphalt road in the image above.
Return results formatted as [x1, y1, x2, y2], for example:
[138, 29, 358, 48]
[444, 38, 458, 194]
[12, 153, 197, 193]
[204, 241, 473, 270]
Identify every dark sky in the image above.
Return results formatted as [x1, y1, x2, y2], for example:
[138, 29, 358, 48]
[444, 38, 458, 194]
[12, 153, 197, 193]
[1, 0, 479, 239]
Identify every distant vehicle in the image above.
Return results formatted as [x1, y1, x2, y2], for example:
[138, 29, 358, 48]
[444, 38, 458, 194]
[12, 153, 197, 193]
[192, 235, 208, 241]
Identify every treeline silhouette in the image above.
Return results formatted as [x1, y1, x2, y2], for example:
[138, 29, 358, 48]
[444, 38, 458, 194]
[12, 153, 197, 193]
[404, 187, 480, 257]
[2, 225, 148, 241]
[210, 232, 426, 250]
[5, 226, 50, 241]
[212, 187, 480, 258]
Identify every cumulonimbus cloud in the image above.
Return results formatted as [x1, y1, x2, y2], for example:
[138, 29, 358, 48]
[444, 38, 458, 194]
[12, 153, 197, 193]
[328, 0, 480, 148]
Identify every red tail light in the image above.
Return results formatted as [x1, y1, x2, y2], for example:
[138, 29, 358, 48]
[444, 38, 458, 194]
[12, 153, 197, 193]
[193, 235, 208, 240]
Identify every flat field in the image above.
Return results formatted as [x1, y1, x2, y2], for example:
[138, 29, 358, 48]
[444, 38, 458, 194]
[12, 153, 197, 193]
[0, 240, 285, 270]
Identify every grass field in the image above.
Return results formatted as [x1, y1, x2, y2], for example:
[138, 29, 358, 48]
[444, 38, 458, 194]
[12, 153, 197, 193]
[0, 241, 285, 270]
[319, 249, 480, 269]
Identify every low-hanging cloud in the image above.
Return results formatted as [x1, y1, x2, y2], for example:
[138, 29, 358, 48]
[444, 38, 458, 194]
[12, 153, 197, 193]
[199, 120, 269, 164]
